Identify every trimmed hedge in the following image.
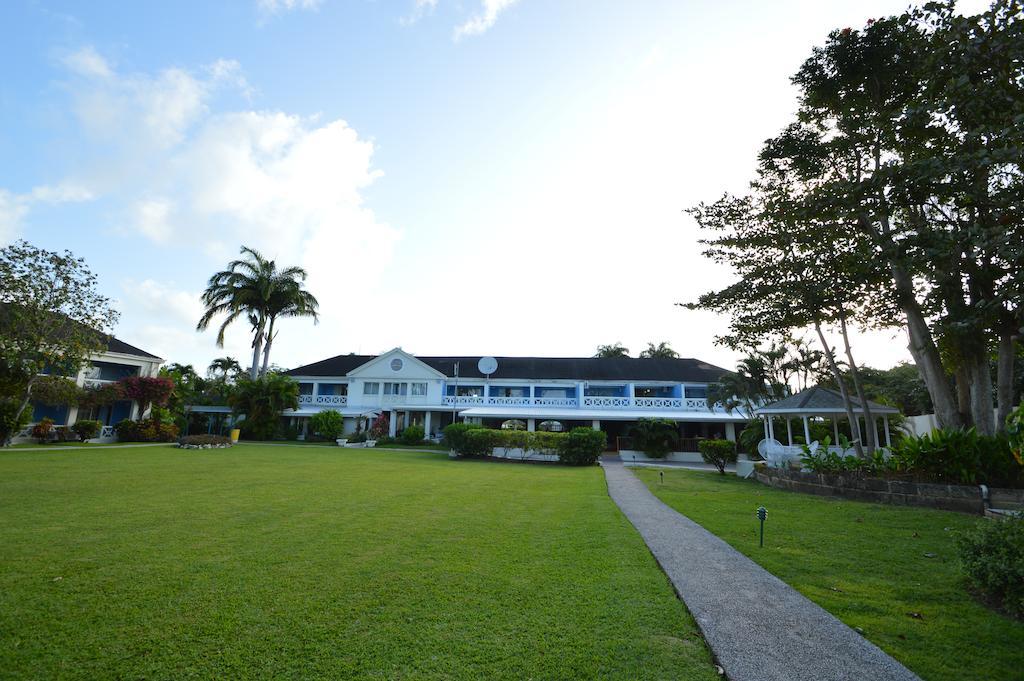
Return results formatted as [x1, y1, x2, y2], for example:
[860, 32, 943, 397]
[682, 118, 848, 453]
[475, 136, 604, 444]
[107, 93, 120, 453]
[557, 427, 606, 466]
[698, 438, 737, 474]
[309, 410, 345, 441]
[400, 425, 426, 446]
[443, 424, 605, 465]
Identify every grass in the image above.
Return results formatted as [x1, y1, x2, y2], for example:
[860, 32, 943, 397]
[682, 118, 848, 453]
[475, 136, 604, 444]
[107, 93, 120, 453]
[0, 445, 718, 680]
[634, 467, 1024, 681]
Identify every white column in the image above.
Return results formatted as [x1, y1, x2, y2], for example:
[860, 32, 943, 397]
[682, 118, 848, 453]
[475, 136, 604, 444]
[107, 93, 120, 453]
[388, 410, 397, 437]
[577, 382, 586, 408]
[873, 417, 882, 451]
[592, 419, 601, 431]
[424, 411, 432, 437]
[802, 416, 811, 444]
[527, 418, 536, 432]
[767, 417, 775, 440]
[884, 415, 891, 448]
[833, 418, 840, 445]
[725, 422, 736, 442]
[763, 417, 769, 440]
[786, 419, 793, 446]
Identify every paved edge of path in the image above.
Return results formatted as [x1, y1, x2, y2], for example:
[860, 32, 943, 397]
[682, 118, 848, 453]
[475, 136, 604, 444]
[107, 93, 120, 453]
[601, 458, 921, 681]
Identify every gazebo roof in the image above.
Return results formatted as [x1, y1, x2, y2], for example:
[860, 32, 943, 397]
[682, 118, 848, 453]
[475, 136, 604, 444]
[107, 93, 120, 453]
[754, 386, 900, 416]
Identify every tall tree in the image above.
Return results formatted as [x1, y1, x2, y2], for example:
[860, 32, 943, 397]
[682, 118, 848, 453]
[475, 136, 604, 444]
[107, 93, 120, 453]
[639, 342, 679, 359]
[207, 356, 241, 380]
[0, 241, 118, 445]
[197, 246, 318, 380]
[594, 343, 630, 358]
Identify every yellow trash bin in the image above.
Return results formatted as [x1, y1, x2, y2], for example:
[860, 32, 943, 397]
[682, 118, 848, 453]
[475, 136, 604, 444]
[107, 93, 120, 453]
[230, 428, 241, 443]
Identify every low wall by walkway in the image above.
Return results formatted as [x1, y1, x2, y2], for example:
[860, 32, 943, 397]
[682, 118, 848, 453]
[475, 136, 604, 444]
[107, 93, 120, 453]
[755, 467, 1024, 514]
[489, 447, 559, 462]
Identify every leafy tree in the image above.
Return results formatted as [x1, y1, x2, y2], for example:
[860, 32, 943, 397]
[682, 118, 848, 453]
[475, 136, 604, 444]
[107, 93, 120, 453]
[687, 2, 1023, 439]
[0, 240, 118, 445]
[207, 356, 241, 381]
[197, 246, 319, 380]
[309, 409, 345, 440]
[594, 343, 630, 358]
[228, 372, 299, 440]
[639, 342, 679, 359]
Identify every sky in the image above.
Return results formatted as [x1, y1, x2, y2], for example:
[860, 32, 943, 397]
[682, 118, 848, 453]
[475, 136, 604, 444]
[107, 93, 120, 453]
[0, 0, 991, 375]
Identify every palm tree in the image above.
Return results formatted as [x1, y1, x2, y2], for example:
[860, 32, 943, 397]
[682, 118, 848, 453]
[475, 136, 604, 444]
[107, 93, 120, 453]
[259, 276, 319, 375]
[639, 341, 679, 359]
[207, 356, 242, 381]
[196, 246, 318, 379]
[594, 343, 630, 358]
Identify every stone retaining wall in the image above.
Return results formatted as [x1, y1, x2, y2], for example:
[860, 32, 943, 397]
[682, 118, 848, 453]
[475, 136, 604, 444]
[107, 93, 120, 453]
[754, 467, 1024, 514]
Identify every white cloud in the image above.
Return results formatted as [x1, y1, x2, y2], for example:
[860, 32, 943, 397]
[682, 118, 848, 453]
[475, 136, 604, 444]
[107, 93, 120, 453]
[0, 190, 29, 244]
[257, 0, 323, 16]
[454, 0, 519, 40]
[401, 0, 438, 26]
[62, 46, 112, 79]
[0, 183, 95, 245]
[50, 48, 397, 368]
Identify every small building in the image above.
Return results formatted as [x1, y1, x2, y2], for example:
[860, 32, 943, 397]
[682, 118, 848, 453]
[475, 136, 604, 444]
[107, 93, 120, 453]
[14, 336, 164, 442]
[283, 347, 747, 449]
[754, 386, 900, 449]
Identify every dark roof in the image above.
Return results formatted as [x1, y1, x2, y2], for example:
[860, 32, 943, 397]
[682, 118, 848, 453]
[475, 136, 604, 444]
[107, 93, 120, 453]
[756, 386, 899, 415]
[0, 302, 161, 360]
[104, 336, 162, 360]
[287, 353, 732, 383]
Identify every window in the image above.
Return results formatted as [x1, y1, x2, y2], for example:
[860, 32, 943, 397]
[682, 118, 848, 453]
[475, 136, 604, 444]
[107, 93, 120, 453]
[685, 385, 708, 399]
[410, 382, 427, 396]
[384, 382, 408, 396]
[363, 382, 380, 395]
[493, 386, 528, 397]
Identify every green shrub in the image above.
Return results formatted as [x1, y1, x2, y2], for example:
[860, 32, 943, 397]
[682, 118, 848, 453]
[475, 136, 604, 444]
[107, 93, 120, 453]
[891, 428, 1022, 487]
[630, 419, 679, 458]
[400, 425, 425, 446]
[346, 431, 367, 443]
[178, 434, 232, 447]
[31, 417, 55, 444]
[114, 418, 179, 442]
[557, 427, 605, 466]
[698, 438, 737, 474]
[309, 410, 345, 440]
[462, 428, 501, 456]
[375, 436, 397, 446]
[71, 419, 102, 441]
[957, 517, 1024, 619]
[443, 423, 484, 452]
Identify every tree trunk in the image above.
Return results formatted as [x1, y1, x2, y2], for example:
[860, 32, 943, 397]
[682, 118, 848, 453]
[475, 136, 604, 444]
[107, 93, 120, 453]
[891, 265, 961, 429]
[261, 317, 276, 377]
[838, 311, 876, 451]
[996, 332, 1017, 432]
[955, 364, 972, 425]
[250, 319, 265, 380]
[814, 321, 864, 458]
[966, 347, 995, 436]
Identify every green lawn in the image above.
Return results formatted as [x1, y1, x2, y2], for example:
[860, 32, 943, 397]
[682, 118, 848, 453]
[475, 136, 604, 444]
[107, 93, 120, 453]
[0, 445, 718, 680]
[634, 467, 1024, 681]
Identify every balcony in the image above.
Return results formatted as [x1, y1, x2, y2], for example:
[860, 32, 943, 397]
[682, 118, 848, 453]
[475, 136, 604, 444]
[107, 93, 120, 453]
[299, 394, 348, 406]
[441, 395, 710, 411]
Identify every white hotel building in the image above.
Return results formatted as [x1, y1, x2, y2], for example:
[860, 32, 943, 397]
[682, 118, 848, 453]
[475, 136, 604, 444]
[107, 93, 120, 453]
[286, 348, 747, 448]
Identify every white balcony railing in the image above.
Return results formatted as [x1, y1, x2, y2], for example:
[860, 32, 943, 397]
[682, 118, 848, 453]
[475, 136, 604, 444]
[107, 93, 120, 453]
[439, 395, 711, 411]
[299, 394, 348, 406]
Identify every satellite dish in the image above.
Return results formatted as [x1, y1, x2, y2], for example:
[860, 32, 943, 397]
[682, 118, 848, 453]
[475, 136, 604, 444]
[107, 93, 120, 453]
[478, 356, 498, 376]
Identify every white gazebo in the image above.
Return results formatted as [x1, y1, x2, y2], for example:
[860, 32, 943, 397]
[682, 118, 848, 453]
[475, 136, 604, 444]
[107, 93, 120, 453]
[754, 386, 900, 450]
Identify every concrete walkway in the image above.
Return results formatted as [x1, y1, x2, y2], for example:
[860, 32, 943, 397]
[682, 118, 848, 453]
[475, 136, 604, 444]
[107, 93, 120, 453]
[601, 458, 920, 681]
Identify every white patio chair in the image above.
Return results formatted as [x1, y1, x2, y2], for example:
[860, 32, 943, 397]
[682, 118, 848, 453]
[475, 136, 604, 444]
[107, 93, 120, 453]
[757, 439, 790, 468]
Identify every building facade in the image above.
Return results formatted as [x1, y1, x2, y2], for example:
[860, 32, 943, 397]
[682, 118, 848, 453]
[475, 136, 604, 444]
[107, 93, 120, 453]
[16, 337, 164, 442]
[286, 348, 747, 448]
